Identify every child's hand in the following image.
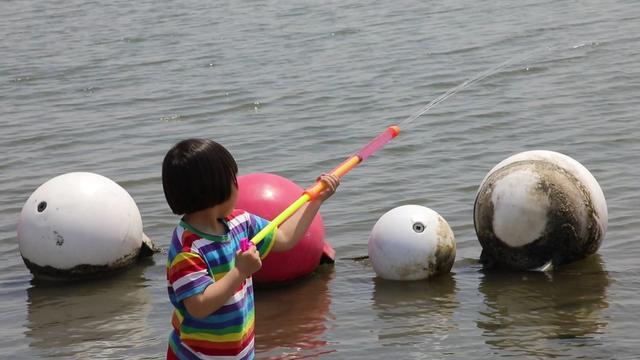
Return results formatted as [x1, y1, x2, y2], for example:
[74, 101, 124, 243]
[315, 173, 340, 201]
[235, 245, 262, 278]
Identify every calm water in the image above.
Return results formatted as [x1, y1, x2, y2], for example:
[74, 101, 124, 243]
[1, 0, 639, 358]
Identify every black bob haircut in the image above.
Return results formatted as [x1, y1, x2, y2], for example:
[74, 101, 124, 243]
[162, 139, 238, 215]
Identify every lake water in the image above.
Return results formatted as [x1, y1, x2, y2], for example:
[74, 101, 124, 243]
[1, 0, 639, 358]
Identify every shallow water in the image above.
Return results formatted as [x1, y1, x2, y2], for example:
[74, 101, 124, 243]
[1, 0, 639, 358]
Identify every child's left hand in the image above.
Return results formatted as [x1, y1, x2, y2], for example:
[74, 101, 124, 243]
[315, 173, 340, 201]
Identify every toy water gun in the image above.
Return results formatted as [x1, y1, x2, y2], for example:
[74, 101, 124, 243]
[248, 125, 400, 246]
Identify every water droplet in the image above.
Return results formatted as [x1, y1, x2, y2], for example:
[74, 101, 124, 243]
[160, 114, 182, 121]
[13, 76, 32, 83]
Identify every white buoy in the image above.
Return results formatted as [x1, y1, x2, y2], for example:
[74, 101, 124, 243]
[17, 172, 150, 280]
[474, 150, 607, 270]
[368, 205, 456, 281]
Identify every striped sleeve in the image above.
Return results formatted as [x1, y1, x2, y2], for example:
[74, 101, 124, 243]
[248, 213, 276, 259]
[168, 250, 213, 303]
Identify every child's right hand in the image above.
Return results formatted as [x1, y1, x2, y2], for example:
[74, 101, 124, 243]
[315, 173, 340, 202]
[235, 245, 262, 278]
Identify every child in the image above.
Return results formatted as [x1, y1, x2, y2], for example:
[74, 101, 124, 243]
[162, 138, 339, 360]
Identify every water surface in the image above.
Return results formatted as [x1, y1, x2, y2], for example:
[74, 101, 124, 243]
[1, 0, 639, 358]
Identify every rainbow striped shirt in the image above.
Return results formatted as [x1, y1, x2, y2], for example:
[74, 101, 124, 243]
[167, 209, 275, 359]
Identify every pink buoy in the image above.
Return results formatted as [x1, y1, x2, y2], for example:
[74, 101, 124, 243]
[236, 173, 334, 284]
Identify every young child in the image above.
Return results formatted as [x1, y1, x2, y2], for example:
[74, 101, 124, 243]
[162, 138, 339, 360]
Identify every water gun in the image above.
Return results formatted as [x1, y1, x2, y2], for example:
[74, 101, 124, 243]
[248, 125, 400, 246]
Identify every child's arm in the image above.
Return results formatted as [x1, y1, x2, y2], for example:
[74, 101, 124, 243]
[272, 174, 340, 252]
[183, 246, 261, 318]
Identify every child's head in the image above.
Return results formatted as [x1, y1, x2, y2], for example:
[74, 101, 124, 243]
[162, 139, 238, 215]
